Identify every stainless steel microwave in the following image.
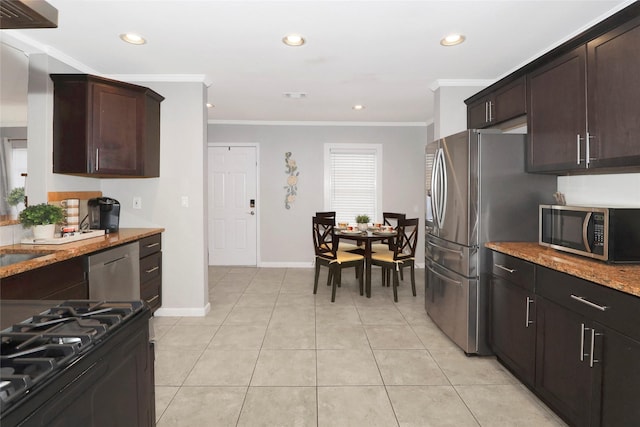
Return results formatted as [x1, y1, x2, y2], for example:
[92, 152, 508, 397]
[539, 205, 640, 263]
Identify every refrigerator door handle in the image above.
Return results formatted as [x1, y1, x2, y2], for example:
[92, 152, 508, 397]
[433, 148, 447, 229]
[426, 265, 462, 286]
[430, 148, 440, 227]
[427, 240, 463, 257]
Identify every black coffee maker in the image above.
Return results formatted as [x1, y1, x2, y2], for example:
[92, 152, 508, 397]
[88, 197, 120, 233]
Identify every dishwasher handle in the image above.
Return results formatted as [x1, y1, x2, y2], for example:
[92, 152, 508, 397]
[103, 254, 128, 266]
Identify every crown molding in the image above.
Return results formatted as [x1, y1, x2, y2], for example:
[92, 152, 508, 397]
[208, 120, 428, 127]
[107, 74, 210, 85]
[428, 79, 495, 92]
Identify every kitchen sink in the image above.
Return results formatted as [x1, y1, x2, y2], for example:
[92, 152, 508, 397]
[0, 252, 51, 267]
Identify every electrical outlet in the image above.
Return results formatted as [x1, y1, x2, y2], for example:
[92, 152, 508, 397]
[133, 197, 142, 209]
[181, 196, 189, 208]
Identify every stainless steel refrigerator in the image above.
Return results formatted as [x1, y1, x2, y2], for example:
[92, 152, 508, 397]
[425, 129, 555, 355]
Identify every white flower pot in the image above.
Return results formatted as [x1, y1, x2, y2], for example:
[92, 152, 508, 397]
[357, 223, 368, 232]
[33, 224, 56, 240]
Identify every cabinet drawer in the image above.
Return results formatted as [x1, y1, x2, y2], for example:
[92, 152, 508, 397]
[139, 234, 161, 258]
[537, 266, 640, 341]
[491, 251, 535, 292]
[141, 277, 161, 312]
[140, 252, 161, 283]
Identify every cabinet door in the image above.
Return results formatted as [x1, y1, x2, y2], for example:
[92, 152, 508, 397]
[91, 83, 144, 175]
[493, 77, 526, 124]
[587, 15, 640, 168]
[490, 276, 536, 385]
[527, 46, 587, 172]
[535, 297, 592, 426]
[468, 98, 490, 129]
[590, 324, 640, 426]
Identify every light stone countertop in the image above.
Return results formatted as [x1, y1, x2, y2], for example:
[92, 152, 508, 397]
[0, 228, 164, 279]
[486, 241, 640, 299]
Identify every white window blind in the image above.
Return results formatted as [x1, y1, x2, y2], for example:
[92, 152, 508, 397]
[324, 144, 382, 224]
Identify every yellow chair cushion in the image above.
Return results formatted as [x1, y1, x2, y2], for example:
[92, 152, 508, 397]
[339, 242, 360, 251]
[371, 251, 397, 263]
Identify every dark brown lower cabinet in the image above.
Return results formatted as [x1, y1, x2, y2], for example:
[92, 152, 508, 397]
[490, 252, 640, 426]
[0, 257, 87, 300]
[490, 276, 536, 386]
[139, 233, 162, 313]
[591, 324, 640, 426]
[535, 297, 592, 426]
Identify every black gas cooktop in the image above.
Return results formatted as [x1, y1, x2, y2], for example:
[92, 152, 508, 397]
[0, 300, 145, 413]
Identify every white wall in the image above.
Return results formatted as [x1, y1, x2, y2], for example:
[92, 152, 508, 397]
[101, 81, 209, 317]
[558, 173, 640, 207]
[432, 85, 485, 139]
[23, 51, 210, 316]
[208, 123, 428, 267]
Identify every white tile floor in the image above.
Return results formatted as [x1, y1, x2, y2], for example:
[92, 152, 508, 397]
[153, 266, 567, 426]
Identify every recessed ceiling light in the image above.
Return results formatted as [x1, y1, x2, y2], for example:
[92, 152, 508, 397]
[440, 33, 465, 46]
[352, 104, 365, 111]
[119, 33, 147, 45]
[282, 34, 305, 47]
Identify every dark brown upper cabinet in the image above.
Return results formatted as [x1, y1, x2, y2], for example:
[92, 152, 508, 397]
[527, 14, 640, 173]
[527, 46, 587, 172]
[467, 76, 526, 129]
[586, 15, 640, 169]
[51, 74, 164, 178]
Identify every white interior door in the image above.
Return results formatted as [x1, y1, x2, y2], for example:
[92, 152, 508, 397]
[208, 146, 257, 265]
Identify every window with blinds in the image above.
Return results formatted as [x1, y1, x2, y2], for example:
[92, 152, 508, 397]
[324, 144, 382, 224]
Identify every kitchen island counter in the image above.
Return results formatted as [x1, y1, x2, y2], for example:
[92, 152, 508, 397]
[0, 228, 164, 279]
[486, 241, 640, 298]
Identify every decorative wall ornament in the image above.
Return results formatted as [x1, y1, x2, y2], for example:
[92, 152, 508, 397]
[284, 152, 299, 209]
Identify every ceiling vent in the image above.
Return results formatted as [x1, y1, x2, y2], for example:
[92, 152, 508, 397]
[0, 0, 58, 29]
[283, 92, 307, 99]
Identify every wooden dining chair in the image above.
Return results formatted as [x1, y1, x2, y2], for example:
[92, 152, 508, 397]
[372, 212, 407, 280]
[312, 216, 364, 302]
[372, 212, 406, 252]
[371, 217, 419, 302]
[315, 211, 359, 252]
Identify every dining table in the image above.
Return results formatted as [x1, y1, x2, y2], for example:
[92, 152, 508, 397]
[334, 228, 397, 298]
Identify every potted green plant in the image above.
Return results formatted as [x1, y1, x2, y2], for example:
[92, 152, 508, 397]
[355, 214, 370, 231]
[19, 203, 65, 240]
[6, 187, 25, 207]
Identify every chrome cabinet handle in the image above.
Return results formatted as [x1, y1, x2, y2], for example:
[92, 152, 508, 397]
[427, 240, 463, 256]
[525, 297, 534, 328]
[494, 264, 516, 273]
[576, 134, 581, 165]
[145, 266, 159, 274]
[570, 294, 608, 312]
[96, 148, 100, 171]
[589, 329, 600, 368]
[145, 242, 160, 248]
[580, 323, 588, 362]
[586, 132, 591, 166]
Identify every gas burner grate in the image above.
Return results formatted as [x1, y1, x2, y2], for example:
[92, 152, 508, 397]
[0, 344, 78, 408]
[0, 300, 145, 412]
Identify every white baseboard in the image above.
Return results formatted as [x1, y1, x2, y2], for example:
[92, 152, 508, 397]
[258, 261, 315, 268]
[154, 302, 211, 317]
[258, 261, 425, 269]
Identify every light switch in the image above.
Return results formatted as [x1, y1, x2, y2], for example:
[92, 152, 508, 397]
[181, 196, 189, 207]
[133, 196, 142, 209]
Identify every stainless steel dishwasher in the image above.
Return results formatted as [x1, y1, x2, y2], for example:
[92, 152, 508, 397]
[87, 242, 140, 300]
